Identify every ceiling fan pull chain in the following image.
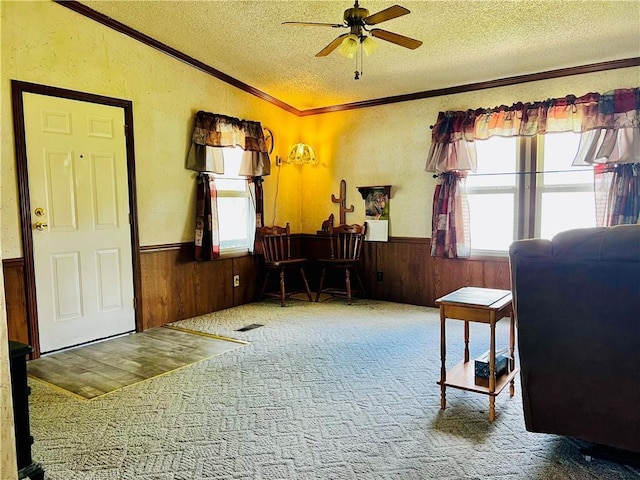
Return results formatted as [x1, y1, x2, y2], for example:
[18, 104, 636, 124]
[356, 41, 363, 80]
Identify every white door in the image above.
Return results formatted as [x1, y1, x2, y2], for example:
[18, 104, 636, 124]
[23, 93, 135, 353]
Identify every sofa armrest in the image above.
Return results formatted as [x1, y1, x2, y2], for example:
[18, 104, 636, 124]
[508, 238, 551, 258]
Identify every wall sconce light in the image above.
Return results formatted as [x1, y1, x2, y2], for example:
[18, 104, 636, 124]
[286, 143, 317, 166]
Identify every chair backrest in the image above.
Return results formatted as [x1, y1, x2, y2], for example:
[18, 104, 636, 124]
[328, 223, 368, 260]
[259, 223, 292, 263]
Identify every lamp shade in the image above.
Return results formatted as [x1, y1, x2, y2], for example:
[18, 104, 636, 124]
[286, 143, 317, 165]
[338, 34, 360, 58]
[361, 36, 377, 56]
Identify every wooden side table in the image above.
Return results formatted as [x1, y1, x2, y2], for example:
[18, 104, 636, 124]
[435, 287, 517, 422]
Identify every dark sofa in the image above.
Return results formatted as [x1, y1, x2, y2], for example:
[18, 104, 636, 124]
[509, 224, 640, 454]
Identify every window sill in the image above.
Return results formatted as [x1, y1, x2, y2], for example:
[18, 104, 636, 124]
[219, 248, 252, 259]
[469, 250, 509, 261]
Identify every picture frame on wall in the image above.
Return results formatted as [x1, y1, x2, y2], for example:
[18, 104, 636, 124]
[357, 185, 391, 242]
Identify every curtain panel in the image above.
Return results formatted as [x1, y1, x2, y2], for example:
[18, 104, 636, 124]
[247, 179, 258, 255]
[194, 173, 220, 261]
[253, 176, 265, 255]
[187, 111, 271, 176]
[431, 172, 471, 258]
[594, 163, 640, 226]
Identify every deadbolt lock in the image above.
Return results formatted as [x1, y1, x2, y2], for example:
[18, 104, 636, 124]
[34, 207, 45, 217]
[34, 221, 49, 231]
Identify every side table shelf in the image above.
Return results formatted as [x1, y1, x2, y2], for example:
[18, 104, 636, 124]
[438, 359, 519, 396]
[435, 287, 518, 422]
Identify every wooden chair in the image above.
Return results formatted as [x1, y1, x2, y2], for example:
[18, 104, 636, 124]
[315, 223, 368, 305]
[258, 223, 313, 307]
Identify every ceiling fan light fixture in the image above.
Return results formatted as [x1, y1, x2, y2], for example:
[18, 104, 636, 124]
[361, 36, 377, 56]
[338, 33, 359, 58]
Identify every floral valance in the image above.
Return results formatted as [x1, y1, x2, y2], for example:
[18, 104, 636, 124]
[187, 111, 271, 176]
[426, 88, 640, 173]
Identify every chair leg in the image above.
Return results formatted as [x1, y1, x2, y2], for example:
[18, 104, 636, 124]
[345, 268, 352, 305]
[260, 271, 271, 299]
[279, 269, 286, 307]
[300, 267, 313, 302]
[315, 267, 326, 302]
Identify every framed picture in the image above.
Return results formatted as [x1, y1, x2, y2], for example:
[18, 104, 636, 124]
[358, 185, 390, 220]
[357, 185, 391, 242]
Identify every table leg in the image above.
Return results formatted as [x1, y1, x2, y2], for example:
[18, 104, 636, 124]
[489, 396, 496, 422]
[489, 313, 496, 422]
[509, 310, 516, 397]
[440, 307, 446, 410]
[464, 320, 469, 363]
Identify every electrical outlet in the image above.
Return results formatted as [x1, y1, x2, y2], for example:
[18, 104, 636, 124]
[233, 274, 240, 287]
[376, 271, 383, 281]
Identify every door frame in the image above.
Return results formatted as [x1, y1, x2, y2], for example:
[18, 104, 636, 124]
[11, 80, 142, 357]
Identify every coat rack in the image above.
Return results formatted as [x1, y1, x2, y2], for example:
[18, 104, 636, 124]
[331, 179, 354, 225]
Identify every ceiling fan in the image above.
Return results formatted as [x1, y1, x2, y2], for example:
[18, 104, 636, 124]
[283, 1, 422, 78]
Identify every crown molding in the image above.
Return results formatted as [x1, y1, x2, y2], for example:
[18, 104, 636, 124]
[54, 0, 302, 116]
[300, 58, 640, 116]
[57, 2, 639, 117]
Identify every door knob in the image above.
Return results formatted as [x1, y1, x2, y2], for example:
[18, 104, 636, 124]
[34, 221, 49, 231]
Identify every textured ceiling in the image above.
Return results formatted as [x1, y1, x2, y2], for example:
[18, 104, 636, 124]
[80, 0, 640, 111]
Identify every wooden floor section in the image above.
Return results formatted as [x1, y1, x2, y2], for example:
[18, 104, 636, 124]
[27, 326, 245, 400]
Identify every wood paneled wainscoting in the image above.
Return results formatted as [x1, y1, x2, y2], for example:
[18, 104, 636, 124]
[140, 244, 259, 329]
[3, 258, 29, 345]
[3, 244, 260, 348]
[298, 234, 511, 307]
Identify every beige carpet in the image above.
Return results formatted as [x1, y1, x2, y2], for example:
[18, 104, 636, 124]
[27, 326, 245, 399]
[27, 298, 640, 479]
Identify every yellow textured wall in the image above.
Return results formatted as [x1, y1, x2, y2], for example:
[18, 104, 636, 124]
[300, 67, 640, 235]
[0, 1, 301, 258]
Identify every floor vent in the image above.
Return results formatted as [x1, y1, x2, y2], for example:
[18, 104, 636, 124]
[236, 324, 263, 332]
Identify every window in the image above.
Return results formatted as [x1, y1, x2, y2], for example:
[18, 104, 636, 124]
[536, 133, 595, 239]
[213, 147, 255, 252]
[466, 132, 595, 254]
[466, 137, 518, 252]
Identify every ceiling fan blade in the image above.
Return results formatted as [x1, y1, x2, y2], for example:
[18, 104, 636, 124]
[316, 33, 349, 57]
[282, 21, 344, 28]
[370, 29, 422, 49]
[364, 5, 410, 25]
